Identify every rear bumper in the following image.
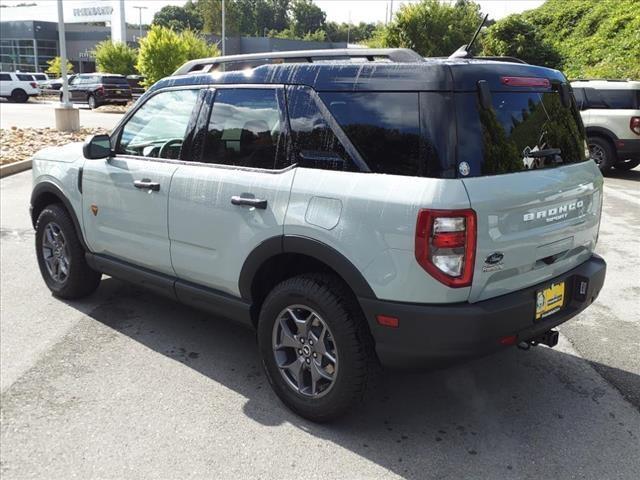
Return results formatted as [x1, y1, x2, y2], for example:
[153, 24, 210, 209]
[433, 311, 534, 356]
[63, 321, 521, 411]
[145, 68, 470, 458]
[615, 139, 640, 161]
[359, 254, 606, 369]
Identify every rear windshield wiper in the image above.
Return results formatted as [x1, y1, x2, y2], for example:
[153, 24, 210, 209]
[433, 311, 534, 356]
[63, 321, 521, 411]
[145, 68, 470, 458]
[525, 148, 561, 158]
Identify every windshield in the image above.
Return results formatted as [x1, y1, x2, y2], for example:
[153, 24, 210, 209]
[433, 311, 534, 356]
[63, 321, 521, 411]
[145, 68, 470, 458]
[455, 91, 587, 177]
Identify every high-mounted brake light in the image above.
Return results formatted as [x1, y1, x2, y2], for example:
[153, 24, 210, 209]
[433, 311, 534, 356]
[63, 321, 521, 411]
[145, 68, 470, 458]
[500, 76, 550, 88]
[630, 116, 640, 136]
[415, 209, 476, 288]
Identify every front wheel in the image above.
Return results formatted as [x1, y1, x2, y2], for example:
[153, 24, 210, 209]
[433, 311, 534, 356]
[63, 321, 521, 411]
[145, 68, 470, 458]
[35, 204, 101, 299]
[258, 274, 375, 422]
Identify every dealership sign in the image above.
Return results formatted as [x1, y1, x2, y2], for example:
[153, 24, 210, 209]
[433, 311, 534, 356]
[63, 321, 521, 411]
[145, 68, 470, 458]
[70, 5, 114, 23]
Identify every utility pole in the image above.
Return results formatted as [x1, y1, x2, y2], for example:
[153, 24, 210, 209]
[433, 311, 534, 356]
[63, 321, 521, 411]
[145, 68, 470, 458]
[390, 0, 394, 21]
[133, 6, 147, 42]
[55, 0, 79, 131]
[347, 11, 351, 44]
[57, 0, 70, 108]
[221, 0, 226, 56]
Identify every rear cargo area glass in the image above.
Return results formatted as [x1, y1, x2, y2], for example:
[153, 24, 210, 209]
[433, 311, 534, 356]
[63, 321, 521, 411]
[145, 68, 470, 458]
[455, 91, 588, 177]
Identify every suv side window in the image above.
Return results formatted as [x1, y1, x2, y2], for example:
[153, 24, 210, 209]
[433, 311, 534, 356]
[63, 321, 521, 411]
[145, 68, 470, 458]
[286, 86, 357, 172]
[201, 88, 287, 169]
[320, 91, 422, 177]
[17, 74, 33, 81]
[117, 89, 200, 159]
[572, 88, 587, 110]
[0, 73, 10, 81]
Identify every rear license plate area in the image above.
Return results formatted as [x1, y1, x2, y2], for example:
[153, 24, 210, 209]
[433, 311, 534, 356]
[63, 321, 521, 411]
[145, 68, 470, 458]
[535, 281, 565, 320]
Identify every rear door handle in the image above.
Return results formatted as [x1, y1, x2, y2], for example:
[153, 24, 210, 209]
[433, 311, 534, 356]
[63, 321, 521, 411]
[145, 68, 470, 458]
[133, 179, 160, 191]
[231, 195, 267, 209]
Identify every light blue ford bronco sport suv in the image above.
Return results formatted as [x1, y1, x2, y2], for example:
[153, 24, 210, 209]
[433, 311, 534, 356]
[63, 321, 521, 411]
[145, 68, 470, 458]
[31, 49, 606, 421]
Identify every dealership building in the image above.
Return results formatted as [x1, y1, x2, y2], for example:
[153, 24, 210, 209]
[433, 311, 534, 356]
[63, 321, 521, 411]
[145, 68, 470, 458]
[0, 2, 346, 74]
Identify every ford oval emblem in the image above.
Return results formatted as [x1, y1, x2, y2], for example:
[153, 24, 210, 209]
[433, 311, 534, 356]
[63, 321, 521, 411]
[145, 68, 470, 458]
[485, 252, 504, 265]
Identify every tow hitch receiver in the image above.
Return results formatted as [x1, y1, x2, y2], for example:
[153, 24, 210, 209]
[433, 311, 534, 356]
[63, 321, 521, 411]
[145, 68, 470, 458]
[517, 330, 559, 350]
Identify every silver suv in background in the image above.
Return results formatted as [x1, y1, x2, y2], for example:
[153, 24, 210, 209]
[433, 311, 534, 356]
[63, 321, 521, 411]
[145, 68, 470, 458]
[572, 79, 640, 172]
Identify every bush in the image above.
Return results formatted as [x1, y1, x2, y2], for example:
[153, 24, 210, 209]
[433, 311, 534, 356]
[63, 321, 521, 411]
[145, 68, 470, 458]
[94, 41, 138, 76]
[45, 57, 74, 76]
[481, 15, 562, 68]
[136, 26, 219, 87]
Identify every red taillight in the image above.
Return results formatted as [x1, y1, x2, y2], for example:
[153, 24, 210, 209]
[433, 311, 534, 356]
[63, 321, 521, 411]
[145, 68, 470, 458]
[96, 85, 105, 95]
[30, 82, 37, 88]
[630, 116, 640, 136]
[415, 209, 476, 288]
[500, 76, 550, 88]
[376, 315, 399, 328]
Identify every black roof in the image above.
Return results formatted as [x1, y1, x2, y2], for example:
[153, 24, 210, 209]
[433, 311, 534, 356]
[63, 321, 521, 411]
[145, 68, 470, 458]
[151, 57, 567, 94]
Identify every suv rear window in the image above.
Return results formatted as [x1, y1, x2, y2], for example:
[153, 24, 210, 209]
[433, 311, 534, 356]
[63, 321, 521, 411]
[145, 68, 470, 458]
[17, 74, 33, 81]
[102, 76, 129, 86]
[456, 91, 587, 176]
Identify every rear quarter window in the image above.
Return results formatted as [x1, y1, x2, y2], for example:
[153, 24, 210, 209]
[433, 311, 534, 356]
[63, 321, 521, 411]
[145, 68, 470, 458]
[319, 91, 453, 178]
[17, 74, 33, 81]
[0, 73, 11, 81]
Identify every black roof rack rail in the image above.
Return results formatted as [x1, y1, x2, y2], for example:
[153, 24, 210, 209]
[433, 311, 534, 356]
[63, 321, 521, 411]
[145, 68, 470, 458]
[173, 48, 425, 76]
[474, 56, 528, 64]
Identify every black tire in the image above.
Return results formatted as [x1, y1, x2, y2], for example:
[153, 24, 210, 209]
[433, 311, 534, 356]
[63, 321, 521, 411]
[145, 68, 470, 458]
[9, 89, 28, 103]
[588, 136, 615, 173]
[258, 273, 375, 422]
[35, 204, 101, 299]
[87, 94, 97, 109]
[613, 159, 640, 171]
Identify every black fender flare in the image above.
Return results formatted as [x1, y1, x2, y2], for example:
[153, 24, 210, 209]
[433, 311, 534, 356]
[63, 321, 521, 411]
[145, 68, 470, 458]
[585, 126, 618, 143]
[238, 235, 377, 301]
[30, 182, 90, 252]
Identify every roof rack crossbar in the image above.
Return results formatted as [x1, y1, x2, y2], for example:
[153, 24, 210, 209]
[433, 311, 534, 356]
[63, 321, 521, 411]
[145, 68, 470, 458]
[173, 48, 424, 76]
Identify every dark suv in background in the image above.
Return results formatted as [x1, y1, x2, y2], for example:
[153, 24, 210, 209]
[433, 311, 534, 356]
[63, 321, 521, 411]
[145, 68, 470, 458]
[63, 73, 132, 109]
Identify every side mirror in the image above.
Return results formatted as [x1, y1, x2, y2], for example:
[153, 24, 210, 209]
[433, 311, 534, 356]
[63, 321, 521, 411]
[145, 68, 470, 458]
[83, 134, 111, 159]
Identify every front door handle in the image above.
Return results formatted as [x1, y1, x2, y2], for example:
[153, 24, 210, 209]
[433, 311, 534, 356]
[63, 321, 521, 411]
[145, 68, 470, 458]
[133, 179, 160, 191]
[231, 195, 267, 209]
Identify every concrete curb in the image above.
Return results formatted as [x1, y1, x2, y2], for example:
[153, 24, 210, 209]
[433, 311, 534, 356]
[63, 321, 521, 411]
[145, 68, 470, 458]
[0, 159, 32, 178]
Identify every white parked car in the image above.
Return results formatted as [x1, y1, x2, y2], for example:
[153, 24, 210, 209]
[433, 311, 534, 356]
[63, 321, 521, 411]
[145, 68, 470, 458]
[571, 79, 640, 172]
[0, 72, 41, 102]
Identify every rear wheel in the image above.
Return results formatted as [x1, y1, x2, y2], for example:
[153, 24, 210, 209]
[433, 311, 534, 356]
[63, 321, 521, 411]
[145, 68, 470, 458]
[258, 274, 375, 422]
[588, 136, 615, 173]
[9, 89, 28, 103]
[87, 94, 97, 109]
[613, 159, 640, 171]
[35, 204, 101, 299]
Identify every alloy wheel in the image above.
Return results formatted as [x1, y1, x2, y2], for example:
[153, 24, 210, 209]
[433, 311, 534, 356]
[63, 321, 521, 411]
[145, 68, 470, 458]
[41, 222, 70, 284]
[272, 305, 338, 398]
[588, 143, 606, 166]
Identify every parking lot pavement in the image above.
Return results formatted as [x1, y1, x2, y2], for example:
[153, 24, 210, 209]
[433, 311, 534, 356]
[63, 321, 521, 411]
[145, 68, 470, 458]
[0, 99, 123, 130]
[1, 169, 639, 479]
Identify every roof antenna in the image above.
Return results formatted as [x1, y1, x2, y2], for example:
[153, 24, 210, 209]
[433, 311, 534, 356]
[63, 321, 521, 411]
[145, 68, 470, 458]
[449, 13, 489, 59]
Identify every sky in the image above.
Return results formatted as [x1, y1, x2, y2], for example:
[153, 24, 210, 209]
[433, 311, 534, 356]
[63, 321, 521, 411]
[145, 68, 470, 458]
[0, 0, 545, 26]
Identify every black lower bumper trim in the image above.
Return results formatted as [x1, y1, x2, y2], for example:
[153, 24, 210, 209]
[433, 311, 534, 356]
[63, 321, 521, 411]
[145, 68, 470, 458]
[359, 254, 606, 369]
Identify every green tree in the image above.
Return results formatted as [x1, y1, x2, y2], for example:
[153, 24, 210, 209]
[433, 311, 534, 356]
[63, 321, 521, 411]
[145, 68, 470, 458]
[152, 1, 203, 32]
[381, 0, 483, 56]
[45, 57, 74, 76]
[93, 40, 138, 75]
[137, 26, 219, 87]
[198, 0, 241, 35]
[181, 29, 220, 59]
[481, 15, 562, 68]
[290, 0, 326, 36]
[521, 0, 640, 79]
[325, 21, 379, 43]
